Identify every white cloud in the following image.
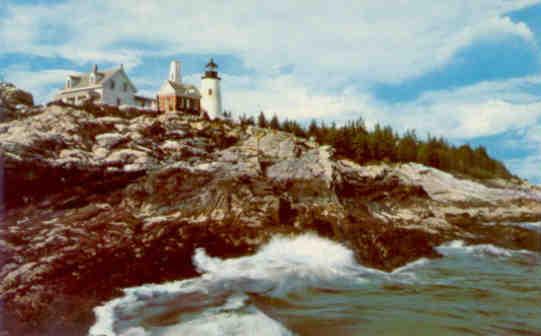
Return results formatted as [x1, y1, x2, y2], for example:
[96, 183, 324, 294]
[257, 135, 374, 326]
[217, 74, 376, 123]
[4, 67, 71, 102]
[2, 0, 541, 183]
[216, 72, 541, 183]
[480, 124, 541, 184]
[213, 72, 541, 140]
[525, 124, 541, 143]
[0, 0, 541, 182]
[507, 142, 541, 185]
[436, 16, 535, 66]
[6, 60, 541, 143]
[3, 0, 540, 116]
[0, 0, 538, 85]
[6, 66, 161, 103]
[388, 76, 541, 138]
[508, 154, 541, 183]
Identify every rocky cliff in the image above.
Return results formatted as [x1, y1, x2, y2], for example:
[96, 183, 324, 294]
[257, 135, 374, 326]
[1, 83, 540, 335]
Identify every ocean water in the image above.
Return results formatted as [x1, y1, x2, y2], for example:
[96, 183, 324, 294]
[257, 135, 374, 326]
[89, 228, 541, 336]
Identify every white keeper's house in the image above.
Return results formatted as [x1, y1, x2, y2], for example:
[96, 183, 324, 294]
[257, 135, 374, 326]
[54, 64, 155, 109]
[54, 58, 224, 119]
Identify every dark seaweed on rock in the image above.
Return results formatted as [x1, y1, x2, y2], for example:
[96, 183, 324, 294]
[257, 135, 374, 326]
[0, 83, 540, 335]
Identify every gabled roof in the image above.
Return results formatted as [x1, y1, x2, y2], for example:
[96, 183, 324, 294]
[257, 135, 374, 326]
[158, 80, 201, 98]
[60, 67, 137, 92]
[134, 95, 156, 102]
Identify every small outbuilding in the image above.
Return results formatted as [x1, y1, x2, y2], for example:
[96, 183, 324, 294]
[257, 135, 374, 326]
[157, 61, 202, 114]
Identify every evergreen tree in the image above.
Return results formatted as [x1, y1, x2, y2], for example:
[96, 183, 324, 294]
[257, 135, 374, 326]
[257, 111, 268, 128]
[269, 114, 280, 130]
[236, 112, 512, 180]
[238, 113, 255, 126]
[380, 126, 397, 162]
[334, 128, 353, 157]
[281, 119, 292, 133]
[352, 131, 370, 163]
[289, 120, 306, 138]
[397, 130, 418, 163]
[307, 119, 319, 139]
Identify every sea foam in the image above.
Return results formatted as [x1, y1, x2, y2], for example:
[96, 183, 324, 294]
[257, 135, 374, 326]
[88, 234, 428, 336]
[157, 294, 294, 336]
[436, 240, 532, 258]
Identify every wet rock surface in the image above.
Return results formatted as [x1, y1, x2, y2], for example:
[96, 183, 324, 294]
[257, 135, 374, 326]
[1, 83, 541, 335]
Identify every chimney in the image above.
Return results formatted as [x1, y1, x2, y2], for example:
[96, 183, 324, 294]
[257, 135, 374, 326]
[169, 60, 181, 83]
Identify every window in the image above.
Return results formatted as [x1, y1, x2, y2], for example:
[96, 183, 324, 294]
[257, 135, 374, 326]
[110, 80, 115, 90]
[186, 99, 191, 109]
[208, 88, 212, 96]
[123, 83, 128, 92]
[117, 97, 121, 106]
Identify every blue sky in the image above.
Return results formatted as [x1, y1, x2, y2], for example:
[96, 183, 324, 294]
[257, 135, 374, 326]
[1, 0, 541, 184]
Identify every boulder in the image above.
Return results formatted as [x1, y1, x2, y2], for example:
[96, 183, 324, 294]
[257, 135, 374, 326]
[0, 82, 34, 107]
[0, 82, 37, 122]
[0, 83, 540, 335]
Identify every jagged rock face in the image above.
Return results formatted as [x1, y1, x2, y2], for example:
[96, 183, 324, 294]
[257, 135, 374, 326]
[1, 88, 541, 334]
[0, 82, 34, 107]
[0, 82, 37, 122]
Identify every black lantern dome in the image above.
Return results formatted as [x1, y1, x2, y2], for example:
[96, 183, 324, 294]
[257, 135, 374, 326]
[202, 58, 220, 80]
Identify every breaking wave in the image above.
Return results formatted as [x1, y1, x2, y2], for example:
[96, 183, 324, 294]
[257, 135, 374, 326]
[88, 234, 424, 336]
[89, 235, 536, 335]
[436, 240, 532, 258]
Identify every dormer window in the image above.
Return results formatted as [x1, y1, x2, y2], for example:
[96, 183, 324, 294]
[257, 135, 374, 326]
[66, 78, 71, 89]
[208, 88, 212, 96]
[110, 80, 115, 90]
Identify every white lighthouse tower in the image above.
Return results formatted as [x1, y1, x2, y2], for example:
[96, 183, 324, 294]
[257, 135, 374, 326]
[201, 58, 222, 119]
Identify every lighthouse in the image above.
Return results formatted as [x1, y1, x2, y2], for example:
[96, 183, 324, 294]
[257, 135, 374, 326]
[201, 58, 222, 119]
